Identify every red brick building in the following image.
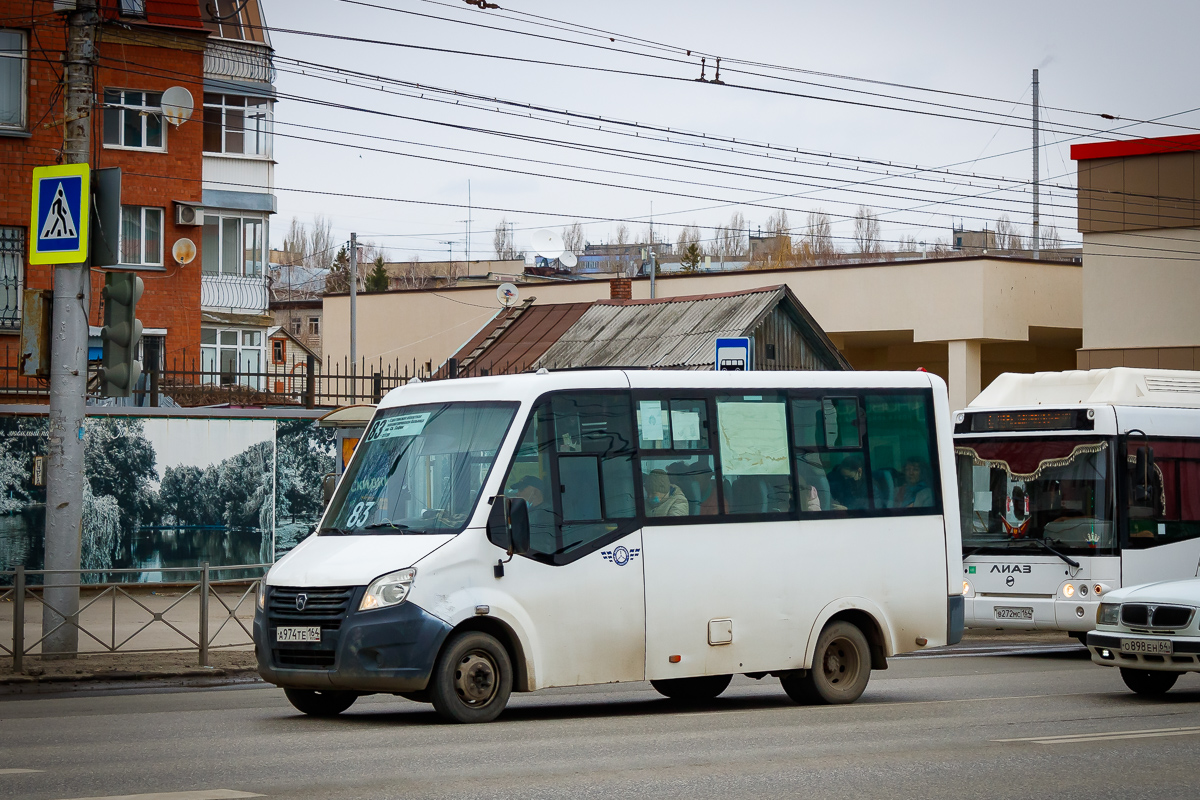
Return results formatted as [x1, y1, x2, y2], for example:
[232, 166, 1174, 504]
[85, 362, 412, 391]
[1, 1, 275, 391]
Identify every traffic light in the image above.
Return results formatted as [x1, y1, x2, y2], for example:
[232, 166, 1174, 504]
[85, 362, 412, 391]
[100, 271, 144, 397]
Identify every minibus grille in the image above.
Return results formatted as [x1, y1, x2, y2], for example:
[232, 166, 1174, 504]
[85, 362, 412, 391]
[268, 586, 355, 630]
[274, 648, 337, 669]
[1121, 603, 1194, 629]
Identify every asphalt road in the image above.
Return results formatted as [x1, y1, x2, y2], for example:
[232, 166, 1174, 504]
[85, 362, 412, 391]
[2, 644, 1199, 800]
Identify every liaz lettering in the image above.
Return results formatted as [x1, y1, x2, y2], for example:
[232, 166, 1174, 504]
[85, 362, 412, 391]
[990, 564, 1032, 574]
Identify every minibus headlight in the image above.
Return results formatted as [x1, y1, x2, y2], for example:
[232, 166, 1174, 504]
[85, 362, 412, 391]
[257, 581, 266, 611]
[360, 568, 416, 612]
[1097, 603, 1120, 626]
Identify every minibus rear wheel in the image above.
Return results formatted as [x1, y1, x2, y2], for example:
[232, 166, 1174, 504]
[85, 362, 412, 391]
[283, 688, 358, 717]
[429, 631, 514, 723]
[650, 674, 732, 701]
[781, 621, 871, 705]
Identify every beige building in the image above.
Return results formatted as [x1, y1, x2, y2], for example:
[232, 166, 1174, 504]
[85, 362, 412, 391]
[1074, 134, 1200, 370]
[324, 254, 1081, 412]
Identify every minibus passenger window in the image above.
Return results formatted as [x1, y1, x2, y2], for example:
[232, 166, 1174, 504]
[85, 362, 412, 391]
[864, 394, 937, 511]
[716, 394, 794, 515]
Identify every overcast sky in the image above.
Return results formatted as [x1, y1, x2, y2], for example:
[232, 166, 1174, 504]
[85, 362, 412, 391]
[264, 0, 1200, 261]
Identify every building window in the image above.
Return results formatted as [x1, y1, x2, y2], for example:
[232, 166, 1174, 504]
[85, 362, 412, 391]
[120, 207, 164, 266]
[119, 0, 146, 16]
[0, 29, 26, 131]
[202, 214, 265, 277]
[103, 90, 164, 149]
[203, 94, 271, 156]
[272, 339, 286, 364]
[290, 318, 301, 335]
[201, 327, 263, 387]
[308, 316, 320, 336]
[1, 227, 23, 329]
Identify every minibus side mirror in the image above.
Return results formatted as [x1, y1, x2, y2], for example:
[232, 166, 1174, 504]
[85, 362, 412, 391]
[322, 473, 338, 507]
[486, 496, 532, 556]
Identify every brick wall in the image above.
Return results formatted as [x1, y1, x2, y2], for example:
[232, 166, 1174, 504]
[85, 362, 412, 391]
[0, 2, 207, 366]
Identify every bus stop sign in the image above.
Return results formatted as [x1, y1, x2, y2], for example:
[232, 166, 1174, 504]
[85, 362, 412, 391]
[29, 163, 90, 265]
[715, 337, 752, 371]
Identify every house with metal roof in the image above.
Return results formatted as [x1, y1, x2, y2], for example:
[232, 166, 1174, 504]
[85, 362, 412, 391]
[440, 280, 850, 377]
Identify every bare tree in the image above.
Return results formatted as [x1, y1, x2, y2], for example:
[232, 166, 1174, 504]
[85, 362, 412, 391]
[804, 209, 836, 262]
[612, 223, 632, 273]
[675, 223, 703, 258]
[713, 212, 747, 261]
[994, 215, 1026, 252]
[562, 222, 586, 255]
[1040, 224, 1063, 252]
[897, 234, 920, 253]
[758, 210, 792, 267]
[852, 206, 881, 255]
[493, 217, 520, 260]
[394, 255, 432, 290]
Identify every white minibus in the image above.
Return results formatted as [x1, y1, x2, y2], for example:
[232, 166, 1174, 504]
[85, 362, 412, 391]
[957, 368, 1200, 639]
[255, 369, 963, 723]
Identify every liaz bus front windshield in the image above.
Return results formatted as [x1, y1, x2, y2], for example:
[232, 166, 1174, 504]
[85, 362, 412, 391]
[956, 437, 1115, 555]
[321, 402, 518, 535]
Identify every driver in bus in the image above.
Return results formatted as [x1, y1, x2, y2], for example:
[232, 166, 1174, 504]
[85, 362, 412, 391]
[511, 475, 557, 538]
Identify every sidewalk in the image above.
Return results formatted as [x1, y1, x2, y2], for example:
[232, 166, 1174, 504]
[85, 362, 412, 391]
[1, 584, 259, 690]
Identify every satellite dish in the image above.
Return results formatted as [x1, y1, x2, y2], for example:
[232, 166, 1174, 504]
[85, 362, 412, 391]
[530, 228, 564, 260]
[172, 237, 196, 265]
[496, 282, 519, 308]
[559, 251, 578, 269]
[160, 86, 194, 127]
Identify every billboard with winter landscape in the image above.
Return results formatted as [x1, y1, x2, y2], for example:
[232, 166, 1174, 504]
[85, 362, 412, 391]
[0, 412, 333, 580]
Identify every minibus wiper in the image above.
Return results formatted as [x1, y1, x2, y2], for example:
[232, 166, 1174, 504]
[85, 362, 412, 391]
[319, 527, 351, 536]
[363, 521, 412, 530]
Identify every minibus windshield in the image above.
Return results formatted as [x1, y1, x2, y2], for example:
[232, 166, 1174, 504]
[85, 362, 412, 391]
[956, 437, 1115, 555]
[321, 401, 518, 535]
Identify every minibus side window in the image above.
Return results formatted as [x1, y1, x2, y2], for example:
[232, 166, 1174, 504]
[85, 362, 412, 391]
[500, 405, 558, 554]
[638, 397, 719, 517]
[715, 393, 795, 515]
[791, 396, 870, 512]
[864, 393, 940, 512]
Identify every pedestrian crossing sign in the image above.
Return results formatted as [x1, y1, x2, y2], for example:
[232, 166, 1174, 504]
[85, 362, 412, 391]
[29, 163, 90, 265]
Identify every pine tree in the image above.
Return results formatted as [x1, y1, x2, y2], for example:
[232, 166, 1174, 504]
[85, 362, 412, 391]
[365, 255, 390, 292]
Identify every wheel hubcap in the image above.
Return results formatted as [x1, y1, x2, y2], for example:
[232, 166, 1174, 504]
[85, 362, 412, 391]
[454, 650, 498, 706]
[822, 637, 858, 686]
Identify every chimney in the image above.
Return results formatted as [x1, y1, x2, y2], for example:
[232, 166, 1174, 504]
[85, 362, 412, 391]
[609, 277, 632, 300]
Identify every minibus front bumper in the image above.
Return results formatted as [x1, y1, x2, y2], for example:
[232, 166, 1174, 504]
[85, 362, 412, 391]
[254, 590, 452, 693]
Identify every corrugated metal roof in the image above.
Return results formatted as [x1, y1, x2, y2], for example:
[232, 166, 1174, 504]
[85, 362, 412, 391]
[534, 288, 786, 370]
[442, 301, 593, 376]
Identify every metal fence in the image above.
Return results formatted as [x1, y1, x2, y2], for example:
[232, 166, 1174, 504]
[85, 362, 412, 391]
[1, 563, 268, 672]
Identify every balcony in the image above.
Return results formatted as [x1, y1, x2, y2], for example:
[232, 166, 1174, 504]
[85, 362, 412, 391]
[201, 273, 269, 315]
[205, 39, 275, 84]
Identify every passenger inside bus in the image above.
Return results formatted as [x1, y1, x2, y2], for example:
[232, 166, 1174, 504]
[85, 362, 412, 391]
[511, 475, 557, 545]
[894, 457, 933, 508]
[828, 454, 869, 510]
[644, 469, 690, 517]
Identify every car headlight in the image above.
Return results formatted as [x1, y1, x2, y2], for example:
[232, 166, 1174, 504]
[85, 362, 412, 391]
[1097, 603, 1120, 626]
[257, 581, 266, 610]
[359, 568, 416, 612]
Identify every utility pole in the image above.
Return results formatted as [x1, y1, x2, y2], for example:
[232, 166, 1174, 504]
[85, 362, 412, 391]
[43, 0, 98, 657]
[349, 232, 357, 383]
[466, 180, 471, 264]
[1032, 68, 1040, 260]
[649, 251, 657, 299]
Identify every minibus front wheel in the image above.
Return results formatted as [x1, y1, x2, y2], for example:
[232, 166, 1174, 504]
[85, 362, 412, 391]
[283, 688, 358, 717]
[781, 621, 871, 705]
[429, 631, 514, 723]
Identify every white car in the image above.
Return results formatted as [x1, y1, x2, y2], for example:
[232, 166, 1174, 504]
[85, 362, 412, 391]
[1087, 577, 1200, 696]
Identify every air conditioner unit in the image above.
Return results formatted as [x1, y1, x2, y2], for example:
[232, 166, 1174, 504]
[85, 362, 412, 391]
[175, 203, 202, 226]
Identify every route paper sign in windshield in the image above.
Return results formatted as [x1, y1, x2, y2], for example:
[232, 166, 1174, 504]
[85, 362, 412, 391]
[28, 163, 90, 265]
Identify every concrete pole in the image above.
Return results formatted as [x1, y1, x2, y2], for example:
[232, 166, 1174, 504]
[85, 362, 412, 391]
[649, 251, 657, 299]
[349, 232, 357, 401]
[1032, 68, 1040, 260]
[43, 0, 98, 657]
[947, 339, 982, 413]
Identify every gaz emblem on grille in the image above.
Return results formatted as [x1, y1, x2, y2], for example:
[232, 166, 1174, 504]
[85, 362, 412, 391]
[295, 593, 308, 611]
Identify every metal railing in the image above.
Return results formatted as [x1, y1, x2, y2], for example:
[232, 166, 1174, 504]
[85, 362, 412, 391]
[1, 563, 268, 672]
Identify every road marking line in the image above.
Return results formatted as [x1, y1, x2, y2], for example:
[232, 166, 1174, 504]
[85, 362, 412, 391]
[995, 725, 1200, 745]
[0, 769, 43, 775]
[52, 791, 263, 800]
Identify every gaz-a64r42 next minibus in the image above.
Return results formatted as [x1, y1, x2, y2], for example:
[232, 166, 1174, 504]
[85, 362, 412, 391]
[255, 369, 964, 723]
